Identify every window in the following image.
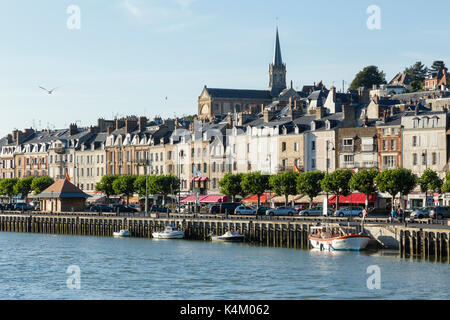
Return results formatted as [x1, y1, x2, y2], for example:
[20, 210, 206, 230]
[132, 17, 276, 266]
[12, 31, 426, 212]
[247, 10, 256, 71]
[422, 153, 427, 165]
[413, 153, 417, 165]
[233, 162, 237, 171]
[311, 159, 316, 169]
[247, 144, 250, 153]
[282, 142, 286, 152]
[233, 144, 236, 153]
[382, 140, 388, 151]
[383, 156, 395, 168]
[343, 139, 353, 146]
[311, 141, 316, 151]
[413, 118, 419, 128]
[412, 136, 417, 147]
[344, 155, 354, 164]
[282, 159, 286, 169]
[432, 152, 437, 165]
[390, 140, 396, 150]
[294, 142, 298, 152]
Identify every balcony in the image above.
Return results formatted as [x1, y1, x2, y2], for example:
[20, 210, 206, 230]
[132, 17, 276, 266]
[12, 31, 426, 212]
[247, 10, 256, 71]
[361, 144, 374, 152]
[341, 162, 355, 168]
[341, 145, 355, 153]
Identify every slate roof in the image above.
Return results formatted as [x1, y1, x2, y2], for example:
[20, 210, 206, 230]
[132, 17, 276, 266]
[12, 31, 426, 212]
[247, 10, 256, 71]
[205, 88, 273, 100]
[37, 179, 90, 199]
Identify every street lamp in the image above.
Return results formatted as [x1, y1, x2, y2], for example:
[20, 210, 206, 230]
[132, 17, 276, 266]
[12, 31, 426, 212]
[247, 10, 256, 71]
[326, 140, 335, 209]
[422, 151, 428, 207]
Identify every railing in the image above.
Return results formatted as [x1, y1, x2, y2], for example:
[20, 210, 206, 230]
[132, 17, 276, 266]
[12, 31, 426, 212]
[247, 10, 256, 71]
[341, 145, 355, 152]
[361, 144, 374, 152]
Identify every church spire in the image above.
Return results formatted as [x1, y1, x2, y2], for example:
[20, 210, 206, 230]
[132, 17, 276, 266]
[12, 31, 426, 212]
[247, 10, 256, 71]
[269, 27, 287, 98]
[273, 27, 283, 66]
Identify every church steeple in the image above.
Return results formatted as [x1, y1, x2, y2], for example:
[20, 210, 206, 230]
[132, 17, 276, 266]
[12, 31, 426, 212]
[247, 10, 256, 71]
[273, 27, 283, 66]
[269, 27, 287, 98]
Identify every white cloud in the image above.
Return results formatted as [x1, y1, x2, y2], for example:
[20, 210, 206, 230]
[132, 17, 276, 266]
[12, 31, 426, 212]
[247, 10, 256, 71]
[122, 0, 142, 17]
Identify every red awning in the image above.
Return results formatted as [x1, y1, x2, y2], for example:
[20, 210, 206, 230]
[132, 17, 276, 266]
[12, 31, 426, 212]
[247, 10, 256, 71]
[189, 177, 209, 181]
[180, 195, 228, 203]
[241, 192, 275, 204]
[329, 193, 377, 204]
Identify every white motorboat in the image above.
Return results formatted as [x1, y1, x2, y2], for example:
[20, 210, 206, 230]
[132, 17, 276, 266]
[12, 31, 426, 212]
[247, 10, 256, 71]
[211, 231, 245, 242]
[113, 229, 131, 237]
[309, 225, 370, 251]
[152, 225, 184, 239]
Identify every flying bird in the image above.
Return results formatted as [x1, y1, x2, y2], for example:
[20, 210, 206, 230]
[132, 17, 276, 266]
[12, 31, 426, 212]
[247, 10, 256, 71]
[39, 86, 59, 94]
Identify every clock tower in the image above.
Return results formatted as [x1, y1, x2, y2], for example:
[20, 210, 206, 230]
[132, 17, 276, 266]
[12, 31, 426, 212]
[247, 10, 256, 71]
[269, 28, 287, 97]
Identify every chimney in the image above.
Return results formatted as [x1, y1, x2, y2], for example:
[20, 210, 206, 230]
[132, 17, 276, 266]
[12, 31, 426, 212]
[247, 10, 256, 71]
[69, 123, 78, 136]
[138, 116, 147, 132]
[6, 134, 12, 144]
[342, 105, 357, 127]
[115, 119, 125, 130]
[315, 106, 326, 120]
[125, 118, 138, 133]
[331, 86, 336, 101]
[263, 109, 275, 122]
[260, 104, 265, 113]
[107, 126, 114, 135]
[227, 113, 233, 126]
[89, 126, 99, 134]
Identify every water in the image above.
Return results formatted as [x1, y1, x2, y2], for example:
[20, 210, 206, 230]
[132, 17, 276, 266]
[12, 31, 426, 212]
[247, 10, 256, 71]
[0, 232, 448, 300]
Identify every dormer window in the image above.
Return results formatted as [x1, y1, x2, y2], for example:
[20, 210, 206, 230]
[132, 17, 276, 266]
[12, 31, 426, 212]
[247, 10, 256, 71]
[310, 121, 316, 131]
[413, 118, 420, 128]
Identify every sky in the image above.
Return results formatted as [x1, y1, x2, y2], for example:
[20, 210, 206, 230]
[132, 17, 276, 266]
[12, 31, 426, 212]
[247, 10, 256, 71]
[1, 0, 450, 137]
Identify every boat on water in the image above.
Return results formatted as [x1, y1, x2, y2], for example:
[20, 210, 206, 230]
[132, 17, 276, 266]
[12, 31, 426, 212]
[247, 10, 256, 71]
[211, 231, 245, 242]
[113, 229, 131, 237]
[152, 225, 184, 239]
[309, 225, 370, 251]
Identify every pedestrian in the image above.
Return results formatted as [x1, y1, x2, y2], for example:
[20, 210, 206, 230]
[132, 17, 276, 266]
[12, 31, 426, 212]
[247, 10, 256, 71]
[391, 207, 396, 223]
[397, 205, 404, 223]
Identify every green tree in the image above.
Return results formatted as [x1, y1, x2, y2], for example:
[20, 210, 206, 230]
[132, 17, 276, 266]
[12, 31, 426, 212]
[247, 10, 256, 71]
[404, 61, 428, 82]
[409, 80, 423, 92]
[31, 176, 54, 195]
[297, 171, 325, 208]
[269, 170, 299, 206]
[112, 175, 137, 205]
[134, 175, 150, 197]
[419, 169, 443, 205]
[321, 169, 353, 210]
[95, 175, 118, 204]
[442, 172, 450, 193]
[349, 65, 387, 90]
[157, 175, 180, 205]
[13, 177, 35, 201]
[375, 168, 417, 209]
[219, 173, 243, 202]
[241, 172, 269, 211]
[349, 168, 379, 210]
[0, 178, 19, 202]
[430, 60, 447, 73]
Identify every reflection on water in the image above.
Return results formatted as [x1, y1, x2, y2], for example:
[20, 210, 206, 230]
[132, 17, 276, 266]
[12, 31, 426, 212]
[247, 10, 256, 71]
[0, 232, 448, 300]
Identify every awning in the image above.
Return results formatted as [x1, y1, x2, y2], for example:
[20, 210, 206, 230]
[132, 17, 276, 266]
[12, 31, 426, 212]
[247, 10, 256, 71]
[190, 177, 209, 181]
[329, 193, 377, 204]
[180, 195, 228, 203]
[296, 194, 331, 204]
[241, 192, 274, 204]
[271, 194, 303, 204]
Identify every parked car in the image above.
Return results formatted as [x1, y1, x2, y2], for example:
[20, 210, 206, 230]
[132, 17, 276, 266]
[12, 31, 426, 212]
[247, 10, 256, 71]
[429, 206, 450, 220]
[14, 203, 34, 211]
[409, 207, 432, 219]
[114, 205, 138, 213]
[234, 205, 257, 215]
[367, 208, 390, 217]
[150, 206, 171, 213]
[3, 203, 15, 211]
[298, 207, 333, 217]
[89, 205, 113, 213]
[256, 206, 270, 215]
[334, 206, 364, 217]
[266, 206, 296, 216]
[209, 203, 240, 214]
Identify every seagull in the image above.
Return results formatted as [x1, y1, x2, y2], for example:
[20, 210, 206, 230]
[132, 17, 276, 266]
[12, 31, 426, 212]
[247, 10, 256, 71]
[39, 86, 59, 94]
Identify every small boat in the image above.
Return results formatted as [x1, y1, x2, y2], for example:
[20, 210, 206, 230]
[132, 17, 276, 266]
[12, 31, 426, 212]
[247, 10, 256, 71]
[152, 225, 184, 239]
[309, 225, 370, 251]
[113, 229, 131, 237]
[211, 231, 245, 242]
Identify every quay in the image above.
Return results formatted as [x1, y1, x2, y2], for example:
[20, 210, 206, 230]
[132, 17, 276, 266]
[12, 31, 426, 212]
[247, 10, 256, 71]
[0, 211, 449, 263]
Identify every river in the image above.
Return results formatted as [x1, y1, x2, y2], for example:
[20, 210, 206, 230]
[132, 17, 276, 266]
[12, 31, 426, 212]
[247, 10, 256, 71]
[0, 232, 448, 300]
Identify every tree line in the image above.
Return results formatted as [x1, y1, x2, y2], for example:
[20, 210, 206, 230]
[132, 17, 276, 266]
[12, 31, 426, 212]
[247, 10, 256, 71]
[219, 168, 450, 210]
[95, 174, 179, 205]
[0, 176, 54, 202]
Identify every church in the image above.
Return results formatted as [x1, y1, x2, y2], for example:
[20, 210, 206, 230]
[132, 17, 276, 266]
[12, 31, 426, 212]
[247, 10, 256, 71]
[197, 28, 306, 120]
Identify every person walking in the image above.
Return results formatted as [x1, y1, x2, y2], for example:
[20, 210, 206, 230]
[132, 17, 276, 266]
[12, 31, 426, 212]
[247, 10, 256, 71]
[391, 207, 396, 223]
[397, 205, 404, 223]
